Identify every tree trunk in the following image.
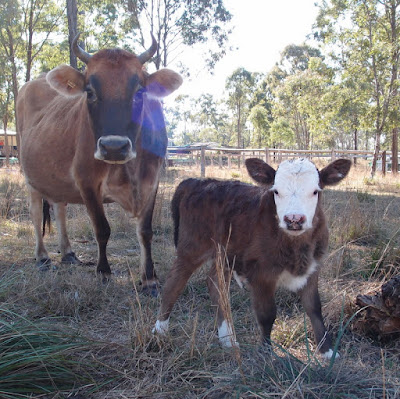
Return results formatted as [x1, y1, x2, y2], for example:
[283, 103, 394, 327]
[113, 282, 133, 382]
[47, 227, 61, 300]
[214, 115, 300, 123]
[370, 130, 381, 178]
[356, 275, 400, 340]
[2, 91, 11, 167]
[392, 128, 399, 175]
[67, 0, 78, 69]
[25, 0, 34, 82]
[237, 101, 241, 148]
[353, 128, 358, 165]
[6, 28, 20, 157]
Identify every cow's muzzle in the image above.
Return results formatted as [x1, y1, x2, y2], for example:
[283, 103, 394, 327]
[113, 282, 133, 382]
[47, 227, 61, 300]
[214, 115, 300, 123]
[94, 135, 136, 164]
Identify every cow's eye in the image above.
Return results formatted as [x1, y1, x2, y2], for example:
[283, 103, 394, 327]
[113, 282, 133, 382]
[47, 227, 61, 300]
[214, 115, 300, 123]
[273, 189, 279, 196]
[86, 87, 97, 103]
[313, 190, 319, 196]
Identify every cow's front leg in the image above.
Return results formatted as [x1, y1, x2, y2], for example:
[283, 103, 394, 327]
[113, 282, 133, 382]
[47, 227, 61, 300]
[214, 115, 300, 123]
[299, 271, 339, 359]
[53, 202, 80, 264]
[136, 191, 158, 296]
[82, 188, 111, 278]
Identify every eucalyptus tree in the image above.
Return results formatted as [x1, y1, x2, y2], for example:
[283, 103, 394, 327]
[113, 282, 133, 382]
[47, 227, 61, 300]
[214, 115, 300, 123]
[248, 104, 270, 148]
[225, 67, 255, 148]
[267, 44, 333, 150]
[0, 0, 63, 147]
[315, 0, 400, 176]
[121, 0, 232, 71]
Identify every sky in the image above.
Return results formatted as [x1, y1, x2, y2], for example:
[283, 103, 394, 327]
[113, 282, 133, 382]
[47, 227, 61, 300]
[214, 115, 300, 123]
[171, 0, 320, 99]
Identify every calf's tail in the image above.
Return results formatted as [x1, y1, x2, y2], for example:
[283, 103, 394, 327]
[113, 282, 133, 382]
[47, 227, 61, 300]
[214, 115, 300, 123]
[42, 199, 51, 237]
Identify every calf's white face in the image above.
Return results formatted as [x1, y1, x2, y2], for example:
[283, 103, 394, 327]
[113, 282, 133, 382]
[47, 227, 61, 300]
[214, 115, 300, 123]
[272, 159, 320, 235]
[245, 157, 352, 236]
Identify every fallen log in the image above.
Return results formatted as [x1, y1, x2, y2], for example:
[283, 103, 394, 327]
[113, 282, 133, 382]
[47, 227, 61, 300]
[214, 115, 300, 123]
[355, 276, 400, 340]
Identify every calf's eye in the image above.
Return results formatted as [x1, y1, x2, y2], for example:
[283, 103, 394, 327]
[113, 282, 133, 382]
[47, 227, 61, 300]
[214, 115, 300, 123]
[273, 189, 279, 195]
[313, 190, 319, 195]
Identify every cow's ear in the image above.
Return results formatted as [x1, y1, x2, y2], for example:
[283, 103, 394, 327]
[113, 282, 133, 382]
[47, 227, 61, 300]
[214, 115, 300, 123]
[245, 158, 276, 185]
[145, 69, 183, 97]
[319, 158, 351, 187]
[46, 65, 85, 97]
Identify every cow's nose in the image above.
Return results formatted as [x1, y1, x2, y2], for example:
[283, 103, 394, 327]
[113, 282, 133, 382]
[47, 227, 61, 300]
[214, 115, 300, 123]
[96, 136, 135, 163]
[284, 214, 306, 230]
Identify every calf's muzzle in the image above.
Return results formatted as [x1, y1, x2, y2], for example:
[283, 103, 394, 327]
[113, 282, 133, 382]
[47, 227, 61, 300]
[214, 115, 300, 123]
[284, 214, 306, 231]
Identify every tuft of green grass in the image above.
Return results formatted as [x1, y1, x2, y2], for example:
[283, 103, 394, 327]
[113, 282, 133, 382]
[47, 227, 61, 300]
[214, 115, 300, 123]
[0, 308, 97, 398]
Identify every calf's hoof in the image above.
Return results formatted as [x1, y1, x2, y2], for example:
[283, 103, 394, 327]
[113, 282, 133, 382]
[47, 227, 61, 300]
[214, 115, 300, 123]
[152, 319, 169, 335]
[96, 271, 111, 284]
[61, 252, 81, 264]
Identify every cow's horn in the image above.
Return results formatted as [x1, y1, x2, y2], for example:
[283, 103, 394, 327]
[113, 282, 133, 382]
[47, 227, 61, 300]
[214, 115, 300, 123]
[138, 33, 158, 65]
[72, 33, 92, 64]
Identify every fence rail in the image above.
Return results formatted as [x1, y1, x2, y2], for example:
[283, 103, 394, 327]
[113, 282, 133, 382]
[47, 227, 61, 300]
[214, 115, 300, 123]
[166, 146, 398, 177]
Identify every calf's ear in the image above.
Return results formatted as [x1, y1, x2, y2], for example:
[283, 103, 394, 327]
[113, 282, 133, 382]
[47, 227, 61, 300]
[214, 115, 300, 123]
[46, 65, 85, 97]
[245, 158, 276, 185]
[146, 69, 183, 98]
[319, 158, 351, 187]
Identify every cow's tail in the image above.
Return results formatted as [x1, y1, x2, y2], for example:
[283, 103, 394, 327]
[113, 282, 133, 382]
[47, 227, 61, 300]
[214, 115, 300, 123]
[171, 182, 187, 248]
[42, 199, 51, 237]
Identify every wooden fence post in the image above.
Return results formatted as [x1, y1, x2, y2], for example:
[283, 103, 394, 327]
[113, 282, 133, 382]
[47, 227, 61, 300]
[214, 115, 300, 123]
[331, 149, 336, 161]
[265, 148, 270, 164]
[201, 146, 206, 178]
[228, 154, 232, 169]
[278, 150, 282, 163]
[219, 152, 223, 169]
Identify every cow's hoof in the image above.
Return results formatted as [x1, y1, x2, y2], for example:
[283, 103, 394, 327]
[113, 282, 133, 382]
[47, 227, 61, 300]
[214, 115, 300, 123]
[142, 282, 159, 297]
[36, 258, 56, 272]
[61, 252, 81, 264]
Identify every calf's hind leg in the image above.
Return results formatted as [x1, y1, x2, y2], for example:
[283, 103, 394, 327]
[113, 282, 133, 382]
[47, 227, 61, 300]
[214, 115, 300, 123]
[153, 255, 203, 335]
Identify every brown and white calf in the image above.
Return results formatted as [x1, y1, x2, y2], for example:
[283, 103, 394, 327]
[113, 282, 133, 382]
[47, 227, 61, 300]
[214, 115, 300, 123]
[154, 158, 351, 359]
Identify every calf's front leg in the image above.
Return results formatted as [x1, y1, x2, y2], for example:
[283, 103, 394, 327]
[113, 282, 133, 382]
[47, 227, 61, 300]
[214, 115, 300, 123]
[250, 279, 277, 346]
[207, 264, 239, 348]
[299, 271, 339, 359]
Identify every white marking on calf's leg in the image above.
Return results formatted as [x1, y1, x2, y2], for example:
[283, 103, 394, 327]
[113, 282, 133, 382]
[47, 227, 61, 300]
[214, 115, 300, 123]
[218, 320, 239, 348]
[152, 318, 169, 335]
[321, 348, 340, 360]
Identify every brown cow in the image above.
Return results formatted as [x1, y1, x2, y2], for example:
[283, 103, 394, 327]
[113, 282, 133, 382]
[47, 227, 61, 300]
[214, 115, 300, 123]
[154, 157, 351, 358]
[17, 34, 182, 295]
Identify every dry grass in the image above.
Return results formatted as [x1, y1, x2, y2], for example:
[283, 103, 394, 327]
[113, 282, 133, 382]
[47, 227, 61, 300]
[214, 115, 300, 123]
[0, 160, 399, 398]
